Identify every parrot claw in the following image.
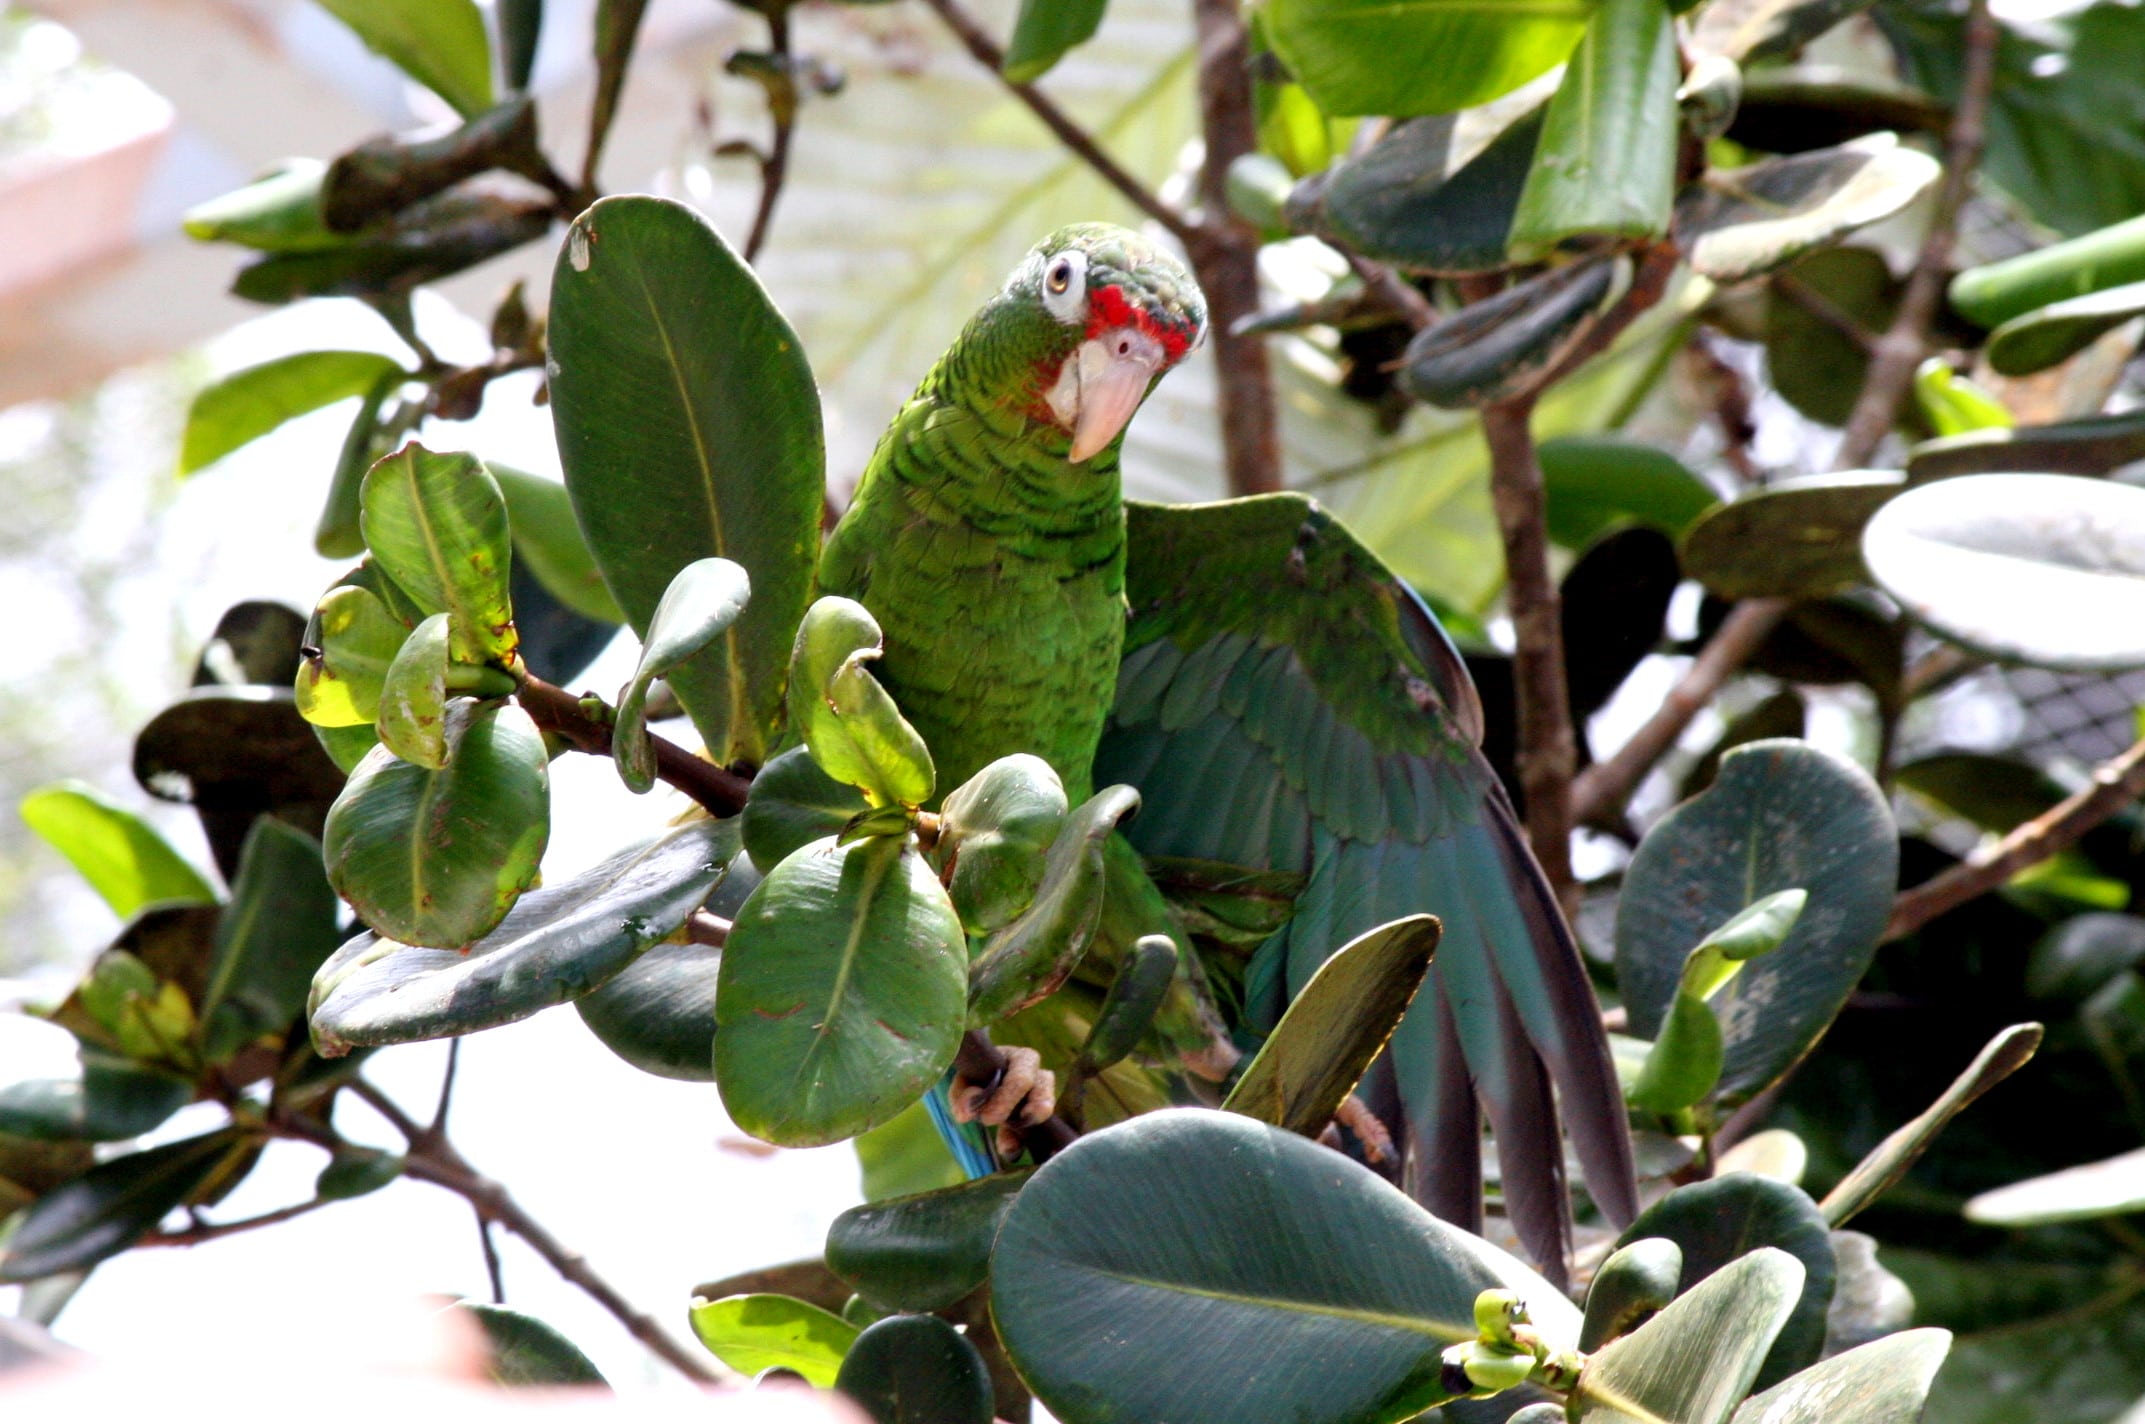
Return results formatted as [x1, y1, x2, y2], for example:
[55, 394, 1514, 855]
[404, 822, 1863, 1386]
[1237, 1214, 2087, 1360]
[1334, 1095, 1395, 1165]
[951, 1046, 1058, 1158]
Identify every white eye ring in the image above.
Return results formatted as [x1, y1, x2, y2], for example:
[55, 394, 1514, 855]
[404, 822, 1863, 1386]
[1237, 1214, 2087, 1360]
[1041, 250, 1088, 325]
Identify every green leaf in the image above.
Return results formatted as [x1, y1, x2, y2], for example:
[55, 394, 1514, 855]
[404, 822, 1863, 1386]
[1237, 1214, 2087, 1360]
[182, 160, 339, 252]
[689, 1294, 857, 1388]
[1629, 889, 1810, 1112]
[585, 0, 650, 185]
[1571, 1248, 1805, 1424]
[714, 834, 965, 1146]
[316, 1145, 403, 1200]
[1673, 134, 1939, 284]
[0, 1053, 192, 1144]
[1223, 915, 1439, 1140]
[1765, 246, 1897, 426]
[198, 818, 341, 1062]
[826, 1170, 1031, 1312]
[1399, 252, 1619, 409]
[742, 746, 873, 874]
[316, 369, 398, 560]
[1005, 0, 1108, 82]
[1965, 1144, 2145, 1227]
[549, 196, 823, 769]
[835, 1314, 994, 1424]
[1580, 1237, 1682, 1350]
[1921, 1280, 2145, 1424]
[311, 817, 730, 1055]
[297, 585, 411, 729]
[1616, 740, 1897, 1103]
[937, 755, 1069, 935]
[992, 1110, 1579, 1424]
[1985, 277, 2145, 377]
[1821, 1022, 2042, 1226]
[788, 598, 935, 810]
[458, 1301, 610, 1388]
[499, 0, 544, 92]
[21, 782, 217, 919]
[1913, 358, 2014, 437]
[1067, 934, 1178, 1093]
[614, 558, 752, 794]
[1679, 472, 1903, 600]
[1540, 436, 1719, 548]
[1950, 213, 2145, 327]
[1908, 410, 2145, 481]
[1728, 1328, 1951, 1424]
[1864, 473, 2145, 670]
[853, 1096, 966, 1201]
[376, 613, 452, 770]
[966, 786, 1141, 1025]
[314, 0, 494, 118]
[1615, 1174, 1836, 1392]
[1508, 0, 1679, 260]
[179, 350, 407, 477]
[0, 1129, 245, 1281]
[491, 466, 626, 625]
[1313, 108, 1544, 275]
[359, 444, 516, 667]
[1266, 0, 1591, 117]
[320, 700, 549, 950]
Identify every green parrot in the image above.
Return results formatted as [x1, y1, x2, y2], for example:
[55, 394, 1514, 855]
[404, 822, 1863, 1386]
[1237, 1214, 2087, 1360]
[820, 223, 1634, 1275]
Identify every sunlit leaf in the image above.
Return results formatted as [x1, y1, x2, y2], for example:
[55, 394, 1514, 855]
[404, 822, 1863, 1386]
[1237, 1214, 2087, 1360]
[689, 1294, 857, 1388]
[359, 445, 516, 668]
[1266, 0, 1591, 117]
[20, 782, 217, 919]
[179, 350, 407, 477]
[315, 0, 495, 118]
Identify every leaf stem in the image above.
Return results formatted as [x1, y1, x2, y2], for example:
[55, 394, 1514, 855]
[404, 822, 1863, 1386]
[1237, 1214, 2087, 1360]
[515, 674, 753, 816]
[137, 1196, 336, 1246]
[742, 9, 798, 264]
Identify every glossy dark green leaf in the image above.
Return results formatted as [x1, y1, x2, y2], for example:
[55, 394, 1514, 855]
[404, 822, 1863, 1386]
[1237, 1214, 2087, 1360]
[1680, 689, 1806, 799]
[317, 374, 396, 559]
[20, 781, 217, 919]
[1912, 358, 2012, 437]
[826, 1170, 1030, 1312]
[788, 598, 934, 810]
[320, 700, 549, 950]
[1821, 1022, 2041, 1226]
[741, 746, 872, 875]
[315, 0, 494, 118]
[1725, 68, 1947, 155]
[492, 465, 625, 624]
[1681, 472, 1903, 599]
[1540, 436, 1719, 549]
[1615, 1174, 1836, 1391]
[376, 613, 452, 769]
[967, 786, 1140, 1025]
[836, 1314, 994, 1424]
[134, 687, 347, 882]
[1728, 1328, 1951, 1424]
[1004, 0, 1107, 82]
[1674, 134, 1939, 284]
[1985, 278, 2145, 376]
[359, 445, 516, 667]
[1508, 0, 1679, 260]
[1616, 740, 1896, 1102]
[1571, 1248, 1804, 1424]
[937, 755, 1069, 935]
[1739, 598, 1904, 710]
[499, 0, 544, 91]
[549, 195, 822, 769]
[230, 186, 552, 305]
[297, 585, 410, 729]
[615, 558, 752, 794]
[197, 818, 340, 1063]
[1864, 473, 2145, 670]
[1067, 934, 1178, 1100]
[322, 98, 544, 232]
[1223, 915, 1439, 1139]
[689, 1294, 856, 1387]
[1949, 216, 2145, 329]
[1765, 246, 1897, 426]
[0, 1054, 191, 1144]
[459, 1301, 610, 1387]
[312, 817, 729, 1055]
[1908, 410, 2145, 481]
[992, 1110, 1579, 1424]
[1315, 108, 1542, 275]
[1580, 1237, 1682, 1350]
[1266, 0, 1589, 117]
[1399, 252, 1618, 409]
[715, 835, 965, 1146]
[181, 160, 338, 252]
[315, 1145, 403, 1200]
[0, 1129, 244, 1281]
[179, 350, 407, 477]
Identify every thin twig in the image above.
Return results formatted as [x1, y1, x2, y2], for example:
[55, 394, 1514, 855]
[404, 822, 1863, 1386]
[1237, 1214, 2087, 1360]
[1481, 398, 1577, 910]
[914, 0, 1199, 250]
[1569, 599, 1791, 828]
[685, 910, 731, 947]
[1344, 253, 1436, 330]
[138, 1197, 335, 1246]
[1832, 0, 2000, 469]
[475, 1207, 507, 1305]
[430, 1039, 461, 1139]
[514, 674, 753, 817]
[742, 10, 798, 263]
[1887, 735, 2145, 940]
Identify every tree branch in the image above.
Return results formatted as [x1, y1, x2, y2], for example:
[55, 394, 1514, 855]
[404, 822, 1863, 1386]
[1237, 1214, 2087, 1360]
[742, 10, 798, 264]
[1481, 399, 1577, 909]
[138, 1196, 335, 1246]
[1887, 735, 2145, 940]
[514, 675, 752, 817]
[1832, 0, 2000, 470]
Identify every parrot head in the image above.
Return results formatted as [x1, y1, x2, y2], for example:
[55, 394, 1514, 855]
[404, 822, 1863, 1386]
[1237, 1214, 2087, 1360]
[974, 223, 1207, 463]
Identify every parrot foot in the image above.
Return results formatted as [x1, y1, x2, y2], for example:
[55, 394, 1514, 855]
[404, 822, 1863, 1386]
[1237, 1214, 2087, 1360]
[952, 1046, 1058, 1159]
[1325, 1095, 1395, 1165]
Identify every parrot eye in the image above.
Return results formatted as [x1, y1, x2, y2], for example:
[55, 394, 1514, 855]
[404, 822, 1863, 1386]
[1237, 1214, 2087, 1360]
[1040, 250, 1088, 324]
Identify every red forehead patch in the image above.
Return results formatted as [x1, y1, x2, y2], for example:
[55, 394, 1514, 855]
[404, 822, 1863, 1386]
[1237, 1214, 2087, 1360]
[1086, 283, 1193, 363]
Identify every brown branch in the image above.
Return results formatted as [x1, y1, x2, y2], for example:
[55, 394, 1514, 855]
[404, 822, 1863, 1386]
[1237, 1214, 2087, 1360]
[515, 674, 752, 817]
[1832, 0, 2000, 469]
[1345, 253, 1437, 331]
[138, 1196, 335, 1246]
[914, 0, 1199, 250]
[685, 910, 732, 947]
[1887, 735, 2145, 940]
[1570, 598, 1791, 827]
[742, 10, 797, 264]
[1481, 399, 1577, 910]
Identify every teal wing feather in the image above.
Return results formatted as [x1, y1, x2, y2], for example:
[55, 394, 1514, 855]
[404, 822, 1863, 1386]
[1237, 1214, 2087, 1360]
[1096, 494, 1636, 1274]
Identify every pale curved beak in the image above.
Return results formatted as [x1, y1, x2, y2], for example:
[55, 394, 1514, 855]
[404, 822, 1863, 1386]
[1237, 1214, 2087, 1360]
[1045, 326, 1167, 463]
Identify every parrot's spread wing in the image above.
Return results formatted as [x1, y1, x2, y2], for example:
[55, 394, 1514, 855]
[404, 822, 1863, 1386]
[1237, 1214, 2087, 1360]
[1096, 494, 1637, 1273]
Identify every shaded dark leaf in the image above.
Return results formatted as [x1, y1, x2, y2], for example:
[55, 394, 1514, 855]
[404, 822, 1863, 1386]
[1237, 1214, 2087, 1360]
[0, 1129, 246, 1281]
[459, 1301, 610, 1387]
[835, 1314, 994, 1424]
[826, 1170, 1030, 1312]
